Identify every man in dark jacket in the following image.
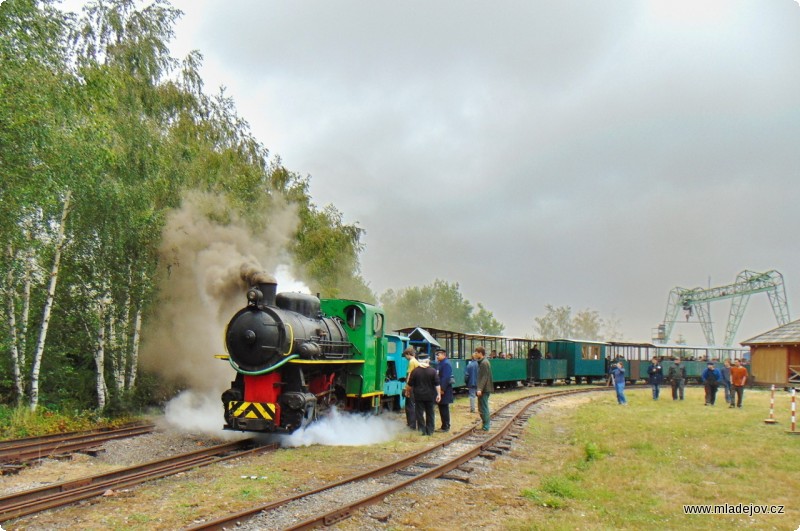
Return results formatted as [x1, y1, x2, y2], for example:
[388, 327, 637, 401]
[668, 358, 686, 400]
[721, 359, 732, 404]
[475, 346, 493, 431]
[701, 362, 722, 406]
[647, 357, 664, 400]
[406, 353, 441, 436]
[435, 348, 453, 432]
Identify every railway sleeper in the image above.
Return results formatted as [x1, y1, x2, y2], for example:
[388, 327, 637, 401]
[78, 446, 106, 457]
[439, 473, 470, 483]
[1, 465, 25, 475]
[479, 452, 497, 460]
[324, 509, 353, 526]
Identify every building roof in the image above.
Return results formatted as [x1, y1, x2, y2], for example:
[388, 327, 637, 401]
[405, 327, 442, 348]
[741, 319, 800, 345]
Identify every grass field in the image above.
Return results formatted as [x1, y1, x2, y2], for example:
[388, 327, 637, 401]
[498, 386, 800, 530]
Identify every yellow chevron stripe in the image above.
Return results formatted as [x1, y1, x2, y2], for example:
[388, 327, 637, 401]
[228, 401, 276, 420]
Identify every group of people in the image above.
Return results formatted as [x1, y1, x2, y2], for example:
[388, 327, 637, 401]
[609, 357, 748, 408]
[403, 345, 494, 435]
[699, 359, 749, 408]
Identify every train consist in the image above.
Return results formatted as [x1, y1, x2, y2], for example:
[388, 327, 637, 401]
[220, 282, 749, 434]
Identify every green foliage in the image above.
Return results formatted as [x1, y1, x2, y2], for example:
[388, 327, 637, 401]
[472, 302, 504, 335]
[294, 203, 369, 299]
[583, 440, 608, 462]
[541, 475, 583, 499]
[0, 403, 124, 439]
[1, 0, 377, 416]
[521, 475, 582, 510]
[533, 304, 623, 340]
[379, 279, 504, 334]
[513, 389, 800, 529]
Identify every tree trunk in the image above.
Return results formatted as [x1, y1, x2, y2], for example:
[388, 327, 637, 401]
[109, 312, 125, 392]
[94, 301, 108, 410]
[20, 228, 33, 368]
[127, 306, 141, 390]
[29, 191, 71, 411]
[5, 245, 25, 403]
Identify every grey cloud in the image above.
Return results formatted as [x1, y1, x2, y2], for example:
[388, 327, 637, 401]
[161, 0, 800, 343]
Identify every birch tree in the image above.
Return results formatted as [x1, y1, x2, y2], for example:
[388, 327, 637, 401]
[1, 0, 75, 407]
[29, 191, 72, 411]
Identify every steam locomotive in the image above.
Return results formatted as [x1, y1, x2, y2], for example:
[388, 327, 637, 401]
[220, 278, 398, 433]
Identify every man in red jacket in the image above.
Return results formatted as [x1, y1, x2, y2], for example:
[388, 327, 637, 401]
[729, 359, 748, 408]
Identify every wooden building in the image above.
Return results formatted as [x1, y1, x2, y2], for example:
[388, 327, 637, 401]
[741, 320, 800, 386]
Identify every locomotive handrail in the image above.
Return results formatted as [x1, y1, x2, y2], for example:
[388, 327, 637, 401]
[227, 354, 300, 376]
[283, 322, 294, 356]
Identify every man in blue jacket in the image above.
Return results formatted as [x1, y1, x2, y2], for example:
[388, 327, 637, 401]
[465, 352, 479, 413]
[701, 362, 722, 406]
[610, 361, 627, 405]
[435, 348, 453, 432]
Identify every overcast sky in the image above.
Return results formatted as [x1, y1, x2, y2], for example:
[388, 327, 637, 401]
[65, 0, 800, 343]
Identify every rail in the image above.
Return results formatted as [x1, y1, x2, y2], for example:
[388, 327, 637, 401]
[0, 439, 275, 523]
[186, 387, 605, 530]
[0, 424, 155, 466]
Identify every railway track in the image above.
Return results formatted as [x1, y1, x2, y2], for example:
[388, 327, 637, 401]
[0, 423, 156, 469]
[187, 387, 604, 530]
[0, 438, 276, 523]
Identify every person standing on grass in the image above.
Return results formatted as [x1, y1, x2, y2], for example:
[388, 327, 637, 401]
[729, 359, 748, 408]
[406, 353, 441, 436]
[701, 362, 722, 406]
[402, 347, 419, 430]
[647, 357, 664, 400]
[610, 361, 627, 405]
[435, 348, 453, 432]
[465, 352, 479, 413]
[721, 359, 733, 405]
[668, 358, 686, 400]
[475, 346, 494, 431]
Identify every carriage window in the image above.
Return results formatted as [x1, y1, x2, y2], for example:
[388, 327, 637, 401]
[582, 345, 601, 360]
[373, 313, 384, 337]
[344, 305, 364, 330]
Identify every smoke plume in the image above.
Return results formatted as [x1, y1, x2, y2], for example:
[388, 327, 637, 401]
[139, 191, 302, 394]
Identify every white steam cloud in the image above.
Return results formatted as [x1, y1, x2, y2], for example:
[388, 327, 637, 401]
[280, 407, 405, 447]
[164, 389, 247, 439]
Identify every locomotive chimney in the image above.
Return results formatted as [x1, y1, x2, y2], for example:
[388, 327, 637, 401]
[257, 281, 277, 307]
[242, 268, 278, 307]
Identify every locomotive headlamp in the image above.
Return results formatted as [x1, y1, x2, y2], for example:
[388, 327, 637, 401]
[246, 288, 263, 306]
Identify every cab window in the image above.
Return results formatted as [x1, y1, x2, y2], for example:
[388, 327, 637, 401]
[344, 305, 364, 330]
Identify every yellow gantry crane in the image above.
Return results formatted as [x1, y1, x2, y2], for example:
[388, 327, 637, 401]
[654, 270, 790, 347]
